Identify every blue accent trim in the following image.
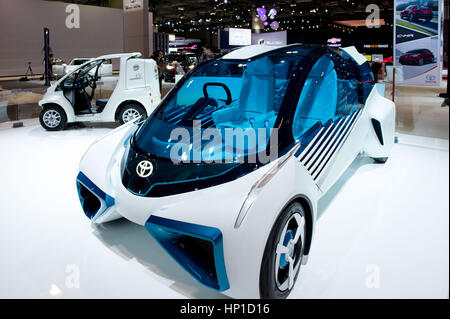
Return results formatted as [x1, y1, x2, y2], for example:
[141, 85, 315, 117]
[145, 215, 230, 291]
[76, 171, 115, 219]
[279, 230, 294, 269]
[123, 127, 138, 148]
[123, 134, 132, 147]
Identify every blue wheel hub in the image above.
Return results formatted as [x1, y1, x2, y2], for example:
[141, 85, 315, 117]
[279, 230, 294, 269]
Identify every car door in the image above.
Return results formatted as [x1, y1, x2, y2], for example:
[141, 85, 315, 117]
[293, 52, 367, 193]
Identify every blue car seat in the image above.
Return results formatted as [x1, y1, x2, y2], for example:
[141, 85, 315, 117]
[292, 56, 338, 140]
[213, 57, 277, 130]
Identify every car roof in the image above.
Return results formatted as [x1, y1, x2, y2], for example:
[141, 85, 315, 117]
[222, 44, 367, 66]
[96, 52, 141, 60]
[221, 44, 300, 60]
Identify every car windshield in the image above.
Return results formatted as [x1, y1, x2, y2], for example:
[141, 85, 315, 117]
[63, 59, 103, 84]
[134, 46, 317, 163]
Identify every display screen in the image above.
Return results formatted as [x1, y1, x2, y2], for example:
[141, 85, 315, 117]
[229, 28, 251, 46]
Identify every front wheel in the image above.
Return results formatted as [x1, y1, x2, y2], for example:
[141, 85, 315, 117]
[260, 202, 306, 299]
[118, 104, 146, 125]
[39, 106, 67, 131]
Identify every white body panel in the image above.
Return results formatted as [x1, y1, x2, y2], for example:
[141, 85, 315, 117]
[316, 86, 395, 194]
[39, 53, 160, 124]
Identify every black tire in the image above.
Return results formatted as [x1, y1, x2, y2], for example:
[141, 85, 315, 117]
[372, 157, 388, 164]
[409, 14, 415, 22]
[260, 202, 306, 299]
[418, 58, 424, 66]
[39, 105, 67, 131]
[118, 104, 146, 125]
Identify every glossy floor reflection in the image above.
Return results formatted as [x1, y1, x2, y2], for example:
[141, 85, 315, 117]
[0, 125, 448, 298]
[383, 81, 449, 139]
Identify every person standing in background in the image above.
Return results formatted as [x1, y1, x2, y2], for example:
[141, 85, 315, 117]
[152, 50, 165, 93]
[370, 62, 382, 83]
[199, 45, 215, 63]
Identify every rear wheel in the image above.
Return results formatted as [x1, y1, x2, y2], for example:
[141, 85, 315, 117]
[39, 106, 67, 131]
[118, 104, 146, 125]
[260, 202, 306, 299]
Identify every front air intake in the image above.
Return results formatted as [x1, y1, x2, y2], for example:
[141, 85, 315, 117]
[145, 215, 229, 291]
[76, 172, 115, 220]
[76, 182, 101, 219]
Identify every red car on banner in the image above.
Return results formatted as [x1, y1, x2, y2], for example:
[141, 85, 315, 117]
[399, 49, 435, 66]
[400, 5, 433, 22]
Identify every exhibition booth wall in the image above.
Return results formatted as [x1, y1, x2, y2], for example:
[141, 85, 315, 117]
[0, 0, 124, 76]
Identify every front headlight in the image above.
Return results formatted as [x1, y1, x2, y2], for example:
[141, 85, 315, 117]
[166, 65, 174, 70]
[189, 64, 195, 69]
[234, 143, 301, 228]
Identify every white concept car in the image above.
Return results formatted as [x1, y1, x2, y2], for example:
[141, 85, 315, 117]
[76, 45, 395, 298]
[39, 53, 160, 131]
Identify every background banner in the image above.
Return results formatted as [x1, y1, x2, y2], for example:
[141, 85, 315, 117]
[394, 0, 443, 86]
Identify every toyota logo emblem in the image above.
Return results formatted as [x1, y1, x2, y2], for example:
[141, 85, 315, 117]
[136, 160, 153, 178]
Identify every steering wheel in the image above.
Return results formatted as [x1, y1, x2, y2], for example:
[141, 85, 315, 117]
[86, 73, 97, 90]
[203, 82, 232, 105]
[83, 73, 97, 101]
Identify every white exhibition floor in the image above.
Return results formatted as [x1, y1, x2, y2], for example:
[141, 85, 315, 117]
[0, 124, 448, 299]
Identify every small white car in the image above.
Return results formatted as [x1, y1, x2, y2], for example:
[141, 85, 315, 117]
[39, 53, 161, 131]
[76, 45, 395, 298]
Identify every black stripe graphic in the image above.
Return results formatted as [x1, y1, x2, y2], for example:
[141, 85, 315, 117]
[298, 108, 362, 181]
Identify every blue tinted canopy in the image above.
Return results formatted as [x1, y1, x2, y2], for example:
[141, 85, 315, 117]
[133, 45, 373, 163]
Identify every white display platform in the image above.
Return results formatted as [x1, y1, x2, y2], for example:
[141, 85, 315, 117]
[0, 125, 448, 299]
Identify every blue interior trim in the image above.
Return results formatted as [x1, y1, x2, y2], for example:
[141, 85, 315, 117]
[145, 215, 230, 291]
